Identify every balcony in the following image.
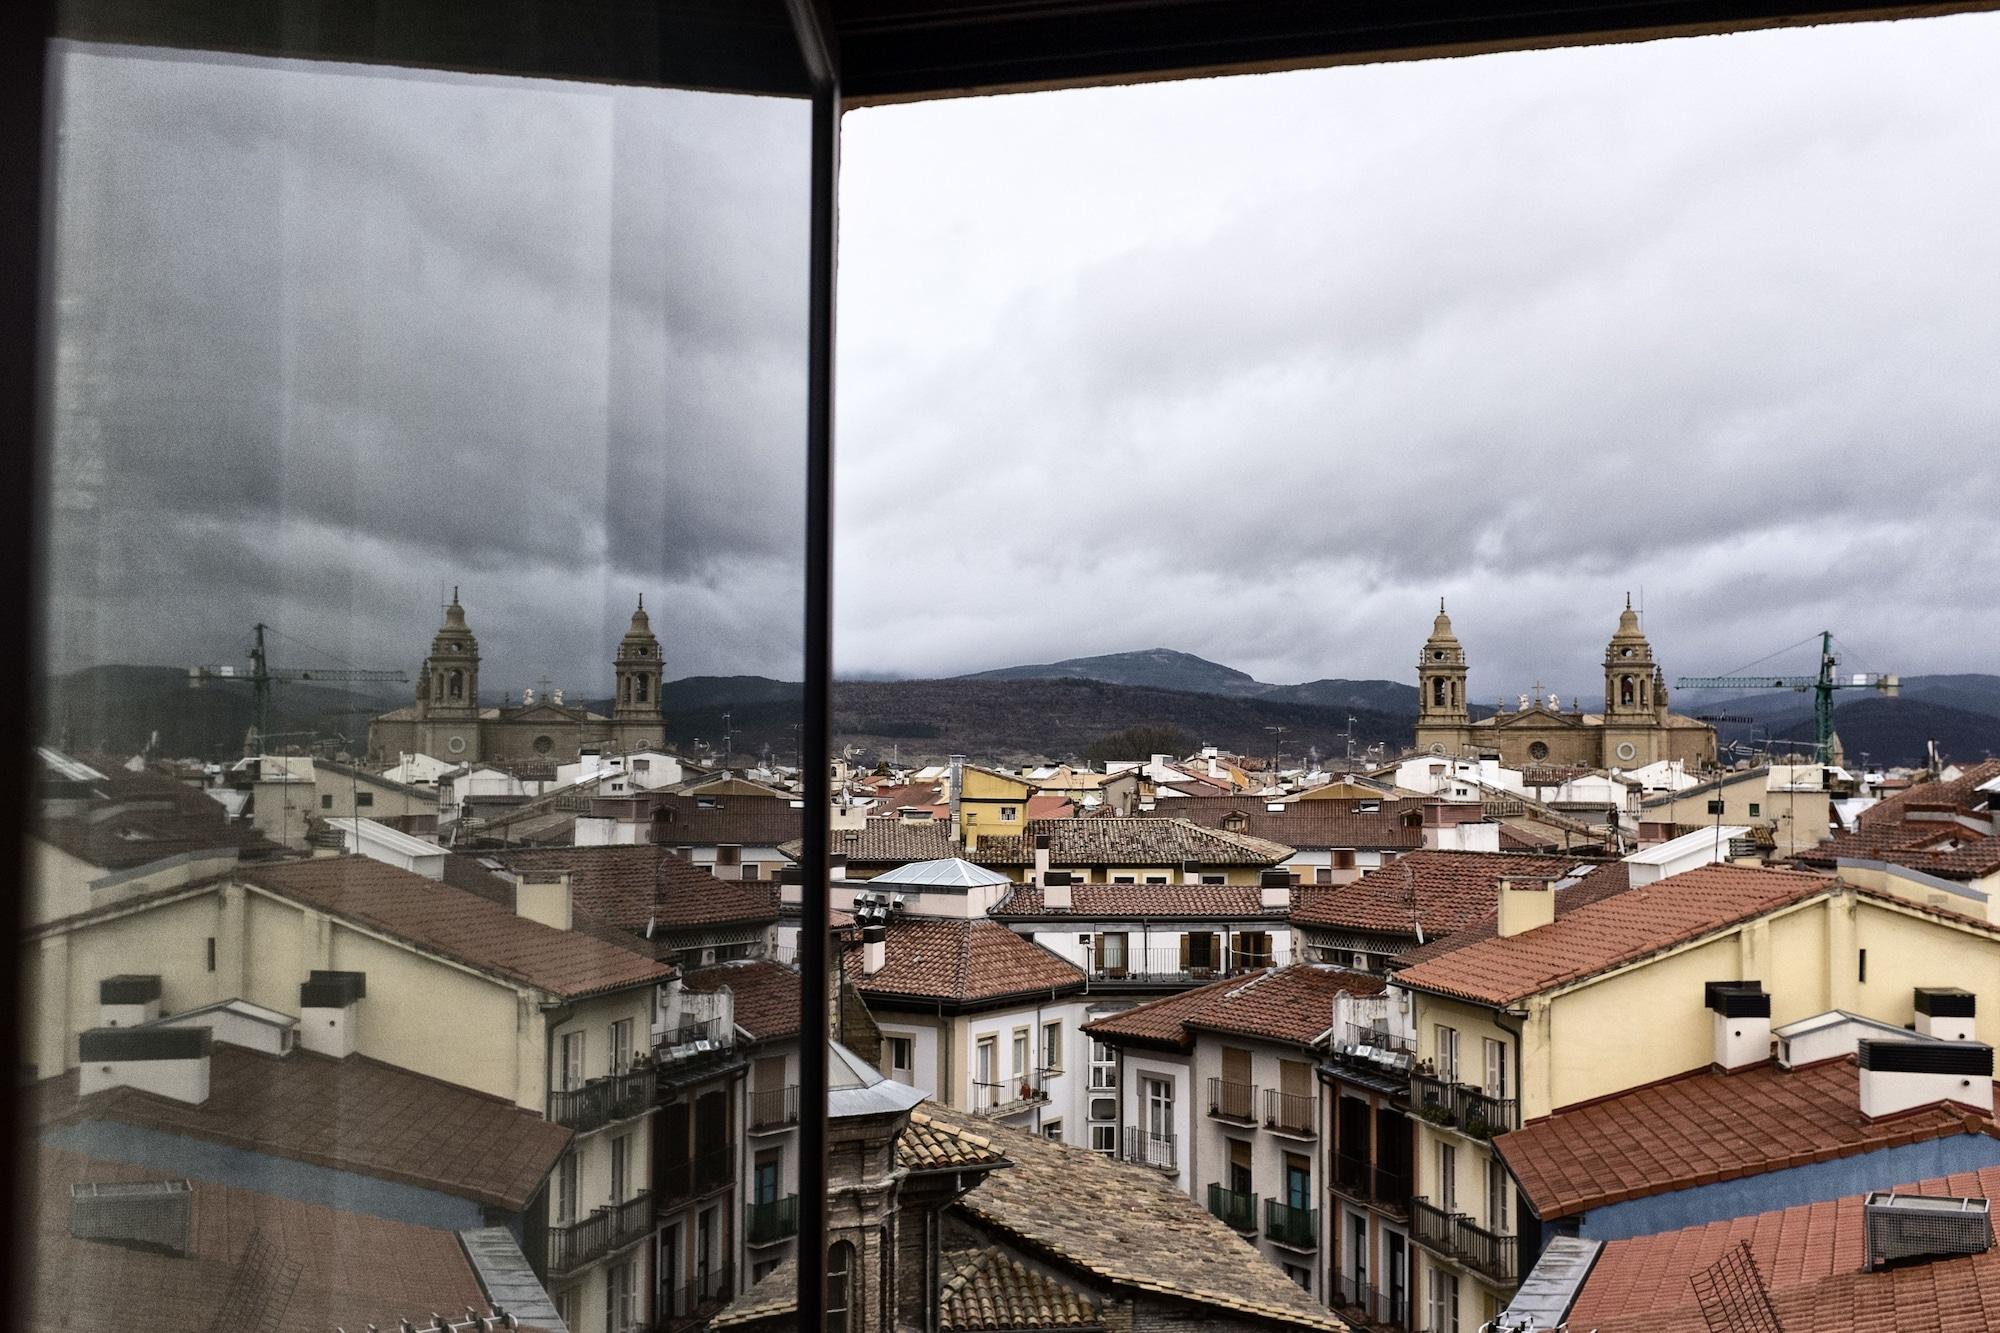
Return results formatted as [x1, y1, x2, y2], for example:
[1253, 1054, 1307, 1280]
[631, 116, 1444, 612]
[1120, 1127, 1176, 1172]
[745, 1194, 799, 1247]
[1330, 1151, 1412, 1214]
[1408, 1197, 1517, 1284]
[1264, 1198, 1318, 1250]
[1085, 944, 1292, 988]
[748, 1084, 800, 1133]
[1206, 1183, 1258, 1233]
[654, 1018, 742, 1085]
[548, 1067, 656, 1135]
[547, 1190, 653, 1276]
[658, 1147, 733, 1206]
[973, 1069, 1053, 1118]
[1207, 1077, 1256, 1123]
[658, 1261, 734, 1331]
[1329, 1272, 1409, 1329]
[1263, 1088, 1316, 1138]
[1410, 1196, 1457, 1252]
[1409, 1072, 1516, 1140]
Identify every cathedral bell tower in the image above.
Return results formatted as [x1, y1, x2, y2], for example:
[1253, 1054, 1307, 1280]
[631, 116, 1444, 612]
[612, 596, 663, 723]
[427, 588, 481, 718]
[1601, 593, 1660, 767]
[1415, 599, 1470, 754]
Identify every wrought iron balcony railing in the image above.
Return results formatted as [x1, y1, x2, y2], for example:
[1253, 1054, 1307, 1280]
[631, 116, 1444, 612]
[745, 1194, 799, 1246]
[1263, 1088, 1316, 1136]
[1409, 1072, 1517, 1139]
[548, 1067, 656, 1135]
[1120, 1126, 1176, 1172]
[655, 1018, 738, 1080]
[1452, 1214, 1518, 1283]
[547, 1190, 653, 1275]
[1410, 1196, 1458, 1252]
[1329, 1272, 1409, 1329]
[1207, 1183, 1258, 1233]
[1085, 944, 1293, 985]
[658, 1147, 733, 1205]
[973, 1069, 1052, 1116]
[748, 1084, 800, 1132]
[1264, 1198, 1318, 1250]
[659, 1261, 734, 1328]
[1207, 1077, 1256, 1122]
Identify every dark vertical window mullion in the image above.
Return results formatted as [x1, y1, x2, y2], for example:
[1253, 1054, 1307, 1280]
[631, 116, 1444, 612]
[787, 1, 838, 1326]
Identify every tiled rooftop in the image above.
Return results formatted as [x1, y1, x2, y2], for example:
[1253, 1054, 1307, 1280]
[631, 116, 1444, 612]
[34, 772, 276, 871]
[1393, 864, 1837, 1006]
[1084, 964, 1384, 1053]
[1148, 795, 1428, 850]
[490, 845, 779, 932]
[973, 818, 1294, 868]
[683, 959, 801, 1042]
[992, 880, 1287, 920]
[1566, 1162, 2000, 1332]
[941, 1247, 1104, 1330]
[898, 1108, 1008, 1172]
[1289, 850, 1583, 937]
[240, 856, 672, 999]
[1496, 1055, 1999, 1221]
[31, 1044, 570, 1213]
[808, 818, 962, 865]
[25, 1146, 489, 1333]
[845, 917, 1086, 1005]
[1391, 863, 1634, 969]
[649, 793, 806, 846]
[958, 1116, 1343, 1329]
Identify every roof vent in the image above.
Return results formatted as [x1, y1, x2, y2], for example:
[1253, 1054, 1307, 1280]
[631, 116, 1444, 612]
[1858, 1039, 1994, 1118]
[98, 974, 162, 1028]
[70, 1179, 193, 1255]
[1864, 1192, 1992, 1269]
[1916, 987, 1977, 1043]
[1259, 868, 1292, 911]
[1706, 981, 1772, 1071]
[1044, 871, 1073, 911]
[78, 1026, 211, 1105]
[299, 970, 366, 1059]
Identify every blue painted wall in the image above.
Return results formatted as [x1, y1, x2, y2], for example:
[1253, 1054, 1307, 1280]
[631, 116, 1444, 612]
[1573, 1133, 2000, 1242]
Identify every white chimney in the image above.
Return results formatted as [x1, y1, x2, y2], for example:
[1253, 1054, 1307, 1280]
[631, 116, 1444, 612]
[98, 975, 162, 1028]
[862, 925, 887, 975]
[1259, 869, 1291, 911]
[1182, 858, 1202, 887]
[830, 853, 848, 882]
[1859, 1039, 1994, 1119]
[1707, 981, 1772, 1071]
[78, 1026, 211, 1105]
[1033, 834, 1051, 885]
[778, 866, 804, 908]
[1916, 988, 1976, 1042]
[515, 871, 572, 932]
[1496, 878, 1556, 938]
[298, 970, 365, 1059]
[1044, 871, 1073, 911]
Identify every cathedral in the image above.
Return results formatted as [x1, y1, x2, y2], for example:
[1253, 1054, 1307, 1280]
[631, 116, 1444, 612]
[1411, 598, 1717, 771]
[366, 591, 668, 766]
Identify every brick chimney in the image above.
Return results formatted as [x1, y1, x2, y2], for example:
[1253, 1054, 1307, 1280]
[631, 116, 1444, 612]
[298, 970, 366, 1058]
[98, 975, 162, 1028]
[515, 871, 572, 931]
[1916, 988, 1976, 1042]
[1044, 870, 1073, 910]
[1496, 878, 1555, 938]
[1707, 981, 1772, 1071]
[1859, 1039, 1994, 1118]
[78, 1026, 211, 1105]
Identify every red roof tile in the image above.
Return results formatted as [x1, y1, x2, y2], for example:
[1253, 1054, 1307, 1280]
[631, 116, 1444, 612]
[1393, 864, 1837, 1006]
[1084, 964, 1384, 1052]
[33, 1046, 569, 1213]
[1147, 795, 1429, 851]
[1569, 1162, 2000, 1332]
[993, 880, 1286, 920]
[844, 918, 1085, 1005]
[1290, 850, 1583, 938]
[489, 845, 779, 931]
[1496, 1056, 1998, 1221]
[1391, 863, 1634, 969]
[973, 818, 1293, 868]
[684, 960, 801, 1042]
[241, 857, 671, 999]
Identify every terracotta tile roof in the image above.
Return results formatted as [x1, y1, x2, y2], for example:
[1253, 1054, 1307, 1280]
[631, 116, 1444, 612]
[240, 856, 672, 999]
[845, 917, 1086, 1005]
[941, 1247, 1104, 1330]
[32, 1046, 569, 1213]
[1391, 863, 1634, 969]
[489, 845, 779, 931]
[1495, 1056, 1999, 1222]
[992, 880, 1287, 920]
[800, 818, 961, 866]
[1857, 760, 2000, 829]
[710, 1255, 801, 1327]
[683, 959, 800, 1042]
[34, 782, 275, 871]
[973, 818, 1294, 868]
[957, 1117, 1344, 1329]
[1149, 796, 1429, 851]
[1026, 794, 1076, 820]
[1289, 851, 1582, 938]
[1798, 827, 2000, 881]
[648, 793, 805, 846]
[25, 1145, 488, 1333]
[1393, 864, 1837, 1006]
[899, 1108, 1007, 1171]
[1084, 965, 1384, 1053]
[1567, 1162, 2000, 1332]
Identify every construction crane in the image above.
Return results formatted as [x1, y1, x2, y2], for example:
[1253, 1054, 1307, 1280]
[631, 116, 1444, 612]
[189, 623, 407, 754]
[1678, 631, 1898, 765]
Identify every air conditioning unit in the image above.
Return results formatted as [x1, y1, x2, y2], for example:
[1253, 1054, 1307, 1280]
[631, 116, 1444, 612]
[70, 1180, 193, 1255]
[1864, 1192, 1992, 1269]
[1089, 1097, 1117, 1121]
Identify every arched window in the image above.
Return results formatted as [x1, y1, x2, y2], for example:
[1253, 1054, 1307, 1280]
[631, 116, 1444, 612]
[1620, 675, 1634, 707]
[637, 675, 649, 703]
[827, 1241, 855, 1333]
[448, 669, 463, 701]
[1433, 678, 1446, 707]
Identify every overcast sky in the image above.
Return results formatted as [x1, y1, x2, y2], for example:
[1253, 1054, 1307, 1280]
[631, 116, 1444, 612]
[46, 13, 2000, 702]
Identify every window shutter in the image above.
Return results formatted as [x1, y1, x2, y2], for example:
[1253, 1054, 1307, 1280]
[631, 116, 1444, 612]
[1179, 934, 1191, 968]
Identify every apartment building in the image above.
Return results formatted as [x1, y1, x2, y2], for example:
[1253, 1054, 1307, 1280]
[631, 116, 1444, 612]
[1290, 851, 1585, 974]
[1638, 764, 1832, 860]
[972, 816, 1294, 885]
[1083, 963, 1385, 1297]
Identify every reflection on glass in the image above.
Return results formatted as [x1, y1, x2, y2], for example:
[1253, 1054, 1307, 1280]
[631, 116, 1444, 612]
[29, 37, 810, 1333]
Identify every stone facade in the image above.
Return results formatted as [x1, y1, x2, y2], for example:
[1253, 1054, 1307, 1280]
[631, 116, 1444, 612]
[366, 593, 667, 765]
[1413, 599, 1716, 772]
